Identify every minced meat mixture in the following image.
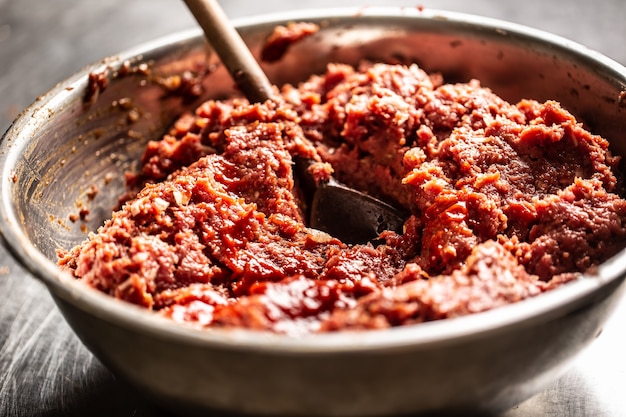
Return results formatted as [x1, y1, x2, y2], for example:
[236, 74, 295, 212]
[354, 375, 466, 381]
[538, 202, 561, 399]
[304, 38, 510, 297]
[58, 62, 626, 335]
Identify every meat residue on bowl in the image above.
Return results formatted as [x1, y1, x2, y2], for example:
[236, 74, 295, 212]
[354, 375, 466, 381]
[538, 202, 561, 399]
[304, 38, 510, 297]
[58, 61, 626, 335]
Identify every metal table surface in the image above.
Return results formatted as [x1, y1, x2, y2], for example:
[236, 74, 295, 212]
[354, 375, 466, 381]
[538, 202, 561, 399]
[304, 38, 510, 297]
[0, 0, 625, 416]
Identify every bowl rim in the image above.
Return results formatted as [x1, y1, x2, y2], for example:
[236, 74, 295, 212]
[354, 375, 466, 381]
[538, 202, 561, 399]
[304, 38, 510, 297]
[1, 6, 626, 354]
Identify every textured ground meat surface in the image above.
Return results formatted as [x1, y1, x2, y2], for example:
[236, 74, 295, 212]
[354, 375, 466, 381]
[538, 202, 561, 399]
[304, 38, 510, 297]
[260, 22, 319, 63]
[58, 62, 626, 335]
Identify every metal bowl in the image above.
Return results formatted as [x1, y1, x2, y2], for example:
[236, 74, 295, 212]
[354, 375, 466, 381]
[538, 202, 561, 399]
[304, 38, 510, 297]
[1, 7, 626, 417]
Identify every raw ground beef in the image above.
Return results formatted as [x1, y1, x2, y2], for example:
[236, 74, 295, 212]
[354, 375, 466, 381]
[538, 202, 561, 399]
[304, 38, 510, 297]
[58, 61, 626, 335]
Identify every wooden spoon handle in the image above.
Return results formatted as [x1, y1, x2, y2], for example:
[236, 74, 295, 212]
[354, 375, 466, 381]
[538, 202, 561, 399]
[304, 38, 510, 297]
[182, 0, 275, 103]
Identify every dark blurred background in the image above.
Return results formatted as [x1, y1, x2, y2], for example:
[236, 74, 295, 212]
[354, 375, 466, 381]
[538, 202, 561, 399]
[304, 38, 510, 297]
[0, 1, 625, 416]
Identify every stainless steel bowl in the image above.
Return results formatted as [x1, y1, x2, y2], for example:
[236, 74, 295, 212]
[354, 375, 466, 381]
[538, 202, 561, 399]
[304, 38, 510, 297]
[1, 7, 626, 417]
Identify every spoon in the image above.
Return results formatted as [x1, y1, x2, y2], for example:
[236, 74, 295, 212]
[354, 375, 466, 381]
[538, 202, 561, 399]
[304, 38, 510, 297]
[182, 0, 406, 244]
